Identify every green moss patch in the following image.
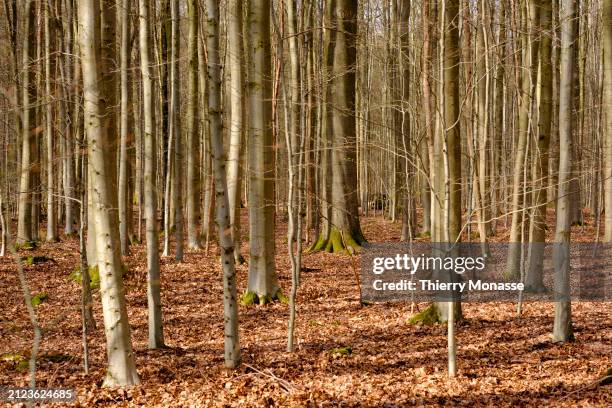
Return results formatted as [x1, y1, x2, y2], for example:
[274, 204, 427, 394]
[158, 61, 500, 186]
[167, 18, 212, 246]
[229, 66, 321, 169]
[329, 346, 352, 356]
[240, 289, 287, 306]
[31, 292, 49, 307]
[408, 304, 441, 326]
[21, 255, 54, 265]
[68, 265, 100, 289]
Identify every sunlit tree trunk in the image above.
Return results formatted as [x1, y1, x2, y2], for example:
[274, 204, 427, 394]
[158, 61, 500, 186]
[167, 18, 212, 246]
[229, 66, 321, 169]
[205, 0, 241, 367]
[245, 0, 280, 302]
[61, 0, 76, 237]
[506, 0, 538, 280]
[227, 0, 245, 261]
[77, 0, 140, 386]
[17, 0, 36, 245]
[603, 0, 612, 242]
[45, 0, 58, 242]
[552, 0, 575, 343]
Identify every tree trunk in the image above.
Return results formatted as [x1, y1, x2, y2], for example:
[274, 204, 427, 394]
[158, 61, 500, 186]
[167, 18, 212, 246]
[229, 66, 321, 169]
[185, 0, 201, 250]
[227, 0, 245, 262]
[506, 0, 538, 280]
[45, 0, 58, 242]
[118, 0, 130, 255]
[313, 0, 366, 253]
[526, 0, 553, 291]
[63, 0, 76, 236]
[552, 0, 576, 343]
[17, 0, 36, 245]
[139, 0, 165, 349]
[77, 0, 140, 386]
[603, 0, 612, 242]
[170, 0, 183, 261]
[205, 0, 241, 368]
[245, 0, 280, 302]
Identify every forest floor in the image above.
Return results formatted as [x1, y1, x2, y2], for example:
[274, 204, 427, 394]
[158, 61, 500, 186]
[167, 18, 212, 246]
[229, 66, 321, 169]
[0, 211, 610, 407]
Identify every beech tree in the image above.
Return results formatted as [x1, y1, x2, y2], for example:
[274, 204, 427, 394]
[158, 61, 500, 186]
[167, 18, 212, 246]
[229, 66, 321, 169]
[312, 0, 366, 253]
[604, 0, 612, 242]
[244, 0, 281, 303]
[205, 0, 241, 368]
[552, 0, 576, 343]
[139, 0, 164, 349]
[77, 0, 140, 385]
[17, 0, 36, 245]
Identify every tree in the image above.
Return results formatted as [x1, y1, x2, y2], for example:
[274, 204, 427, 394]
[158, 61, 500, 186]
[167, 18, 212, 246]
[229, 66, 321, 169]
[285, 0, 304, 353]
[170, 0, 183, 261]
[185, 0, 201, 250]
[506, 0, 539, 280]
[244, 0, 281, 303]
[227, 0, 245, 262]
[118, 0, 131, 255]
[526, 0, 553, 291]
[139, 0, 165, 349]
[77, 0, 139, 385]
[17, 0, 36, 245]
[312, 0, 366, 253]
[604, 0, 612, 242]
[552, 0, 576, 343]
[205, 0, 241, 368]
[45, 0, 58, 242]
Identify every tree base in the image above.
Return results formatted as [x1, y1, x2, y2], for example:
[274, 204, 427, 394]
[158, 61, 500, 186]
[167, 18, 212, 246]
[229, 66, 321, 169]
[407, 304, 441, 325]
[240, 289, 288, 306]
[308, 227, 366, 253]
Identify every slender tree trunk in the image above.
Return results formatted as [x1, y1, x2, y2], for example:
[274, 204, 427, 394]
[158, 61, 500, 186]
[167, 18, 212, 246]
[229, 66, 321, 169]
[552, 0, 575, 343]
[506, 0, 537, 280]
[17, 0, 36, 245]
[205, 0, 241, 368]
[139, 0, 165, 349]
[45, 0, 58, 242]
[422, 0, 434, 236]
[118, 0, 130, 255]
[227, 0, 245, 262]
[63, 0, 76, 236]
[185, 0, 201, 250]
[77, 0, 140, 386]
[170, 0, 183, 261]
[603, 0, 612, 242]
[526, 0, 553, 291]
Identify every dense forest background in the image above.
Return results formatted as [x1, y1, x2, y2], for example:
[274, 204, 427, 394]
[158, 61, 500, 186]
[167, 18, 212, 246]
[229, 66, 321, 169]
[0, 0, 610, 405]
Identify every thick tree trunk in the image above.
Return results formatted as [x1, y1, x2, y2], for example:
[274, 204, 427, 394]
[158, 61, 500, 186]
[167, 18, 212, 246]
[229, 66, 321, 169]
[77, 0, 140, 386]
[205, 0, 241, 368]
[245, 0, 280, 301]
[313, 0, 366, 253]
